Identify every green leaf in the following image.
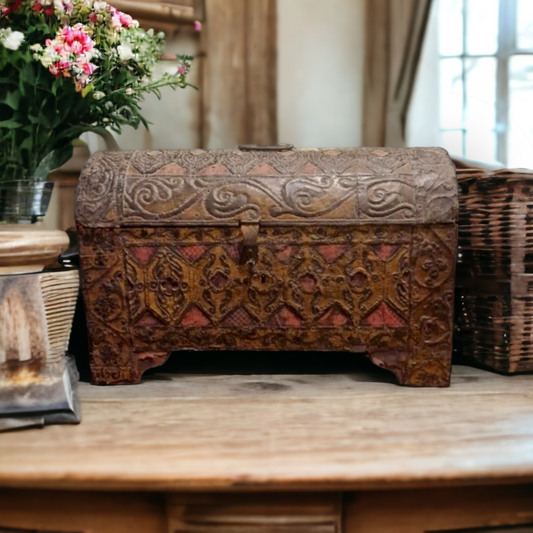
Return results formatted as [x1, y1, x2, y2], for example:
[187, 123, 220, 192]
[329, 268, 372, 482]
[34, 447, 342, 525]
[0, 119, 22, 129]
[20, 137, 33, 152]
[33, 145, 74, 182]
[0, 77, 17, 86]
[52, 77, 63, 96]
[4, 91, 21, 111]
[81, 83, 95, 98]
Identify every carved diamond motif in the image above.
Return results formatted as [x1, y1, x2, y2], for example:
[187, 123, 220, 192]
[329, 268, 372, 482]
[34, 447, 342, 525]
[317, 305, 352, 327]
[362, 302, 406, 328]
[222, 307, 257, 327]
[178, 245, 208, 264]
[209, 271, 230, 291]
[268, 306, 304, 328]
[181, 306, 210, 327]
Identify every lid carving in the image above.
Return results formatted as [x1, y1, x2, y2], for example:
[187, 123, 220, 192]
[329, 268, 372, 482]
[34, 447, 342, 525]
[76, 147, 458, 227]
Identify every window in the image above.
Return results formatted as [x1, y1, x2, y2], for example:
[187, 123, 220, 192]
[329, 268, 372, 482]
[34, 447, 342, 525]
[438, 0, 533, 167]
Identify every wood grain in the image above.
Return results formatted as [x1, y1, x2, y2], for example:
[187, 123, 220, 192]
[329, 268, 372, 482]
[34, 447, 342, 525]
[0, 225, 69, 271]
[167, 493, 341, 533]
[202, 0, 277, 148]
[0, 489, 167, 533]
[0, 365, 532, 491]
[112, 0, 196, 24]
[40, 270, 79, 364]
[345, 484, 533, 532]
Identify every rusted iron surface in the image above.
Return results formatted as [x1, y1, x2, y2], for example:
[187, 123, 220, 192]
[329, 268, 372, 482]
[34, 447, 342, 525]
[76, 148, 458, 227]
[77, 147, 458, 386]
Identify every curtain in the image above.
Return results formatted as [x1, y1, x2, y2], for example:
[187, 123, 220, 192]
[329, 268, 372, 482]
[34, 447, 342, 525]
[363, 0, 433, 147]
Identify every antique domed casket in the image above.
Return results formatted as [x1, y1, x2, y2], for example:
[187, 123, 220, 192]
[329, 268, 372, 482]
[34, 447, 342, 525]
[76, 146, 458, 386]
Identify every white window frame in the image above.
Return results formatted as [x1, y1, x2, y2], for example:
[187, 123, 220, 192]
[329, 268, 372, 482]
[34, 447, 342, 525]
[439, 0, 533, 166]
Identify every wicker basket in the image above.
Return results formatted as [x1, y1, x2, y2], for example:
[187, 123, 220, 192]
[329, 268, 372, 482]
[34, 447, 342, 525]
[455, 168, 533, 373]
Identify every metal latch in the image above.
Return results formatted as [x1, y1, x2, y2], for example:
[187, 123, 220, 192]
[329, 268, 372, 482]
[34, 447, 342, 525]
[239, 221, 259, 266]
[238, 144, 294, 152]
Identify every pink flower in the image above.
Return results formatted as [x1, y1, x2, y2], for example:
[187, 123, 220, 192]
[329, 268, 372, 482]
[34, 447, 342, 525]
[194, 20, 202, 32]
[110, 12, 122, 30]
[82, 62, 96, 75]
[89, 12, 97, 22]
[118, 11, 133, 28]
[39, 25, 96, 92]
[61, 26, 94, 54]
[178, 65, 187, 75]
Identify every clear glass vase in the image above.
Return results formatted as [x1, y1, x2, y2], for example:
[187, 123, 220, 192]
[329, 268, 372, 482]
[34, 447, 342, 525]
[0, 180, 54, 224]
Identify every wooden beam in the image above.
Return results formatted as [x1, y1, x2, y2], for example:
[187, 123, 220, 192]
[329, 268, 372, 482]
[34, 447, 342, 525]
[111, 0, 196, 25]
[201, 0, 277, 148]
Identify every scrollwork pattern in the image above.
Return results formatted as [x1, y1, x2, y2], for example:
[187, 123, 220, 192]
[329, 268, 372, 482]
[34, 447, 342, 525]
[77, 148, 458, 226]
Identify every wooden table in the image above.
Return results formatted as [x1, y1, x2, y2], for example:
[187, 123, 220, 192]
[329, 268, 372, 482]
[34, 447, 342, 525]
[1, 363, 533, 532]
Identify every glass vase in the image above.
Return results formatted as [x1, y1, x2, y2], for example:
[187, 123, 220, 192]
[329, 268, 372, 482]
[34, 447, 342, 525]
[0, 180, 54, 224]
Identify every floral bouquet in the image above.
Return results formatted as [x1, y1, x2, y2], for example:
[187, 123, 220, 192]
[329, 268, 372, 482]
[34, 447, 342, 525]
[0, 0, 193, 183]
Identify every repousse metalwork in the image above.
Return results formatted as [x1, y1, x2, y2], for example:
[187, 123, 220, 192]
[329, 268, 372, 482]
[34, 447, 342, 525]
[77, 147, 458, 386]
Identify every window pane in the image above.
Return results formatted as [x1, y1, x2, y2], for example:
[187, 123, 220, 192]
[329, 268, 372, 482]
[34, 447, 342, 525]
[441, 130, 464, 156]
[508, 55, 533, 168]
[466, 0, 499, 55]
[440, 58, 464, 129]
[465, 130, 497, 162]
[439, 0, 464, 56]
[517, 0, 533, 50]
[465, 57, 496, 130]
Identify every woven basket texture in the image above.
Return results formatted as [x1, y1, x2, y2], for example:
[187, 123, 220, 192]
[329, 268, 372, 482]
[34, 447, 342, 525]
[456, 168, 533, 373]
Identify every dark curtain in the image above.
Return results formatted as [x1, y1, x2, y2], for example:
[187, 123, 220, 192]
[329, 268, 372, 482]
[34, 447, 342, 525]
[363, 0, 433, 147]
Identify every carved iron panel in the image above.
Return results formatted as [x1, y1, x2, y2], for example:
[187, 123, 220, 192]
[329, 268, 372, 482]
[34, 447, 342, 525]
[76, 148, 458, 227]
[78, 224, 456, 386]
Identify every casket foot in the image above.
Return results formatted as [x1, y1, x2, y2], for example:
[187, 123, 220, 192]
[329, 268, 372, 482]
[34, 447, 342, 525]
[368, 349, 451, 387]
[90, 352, 170, 385]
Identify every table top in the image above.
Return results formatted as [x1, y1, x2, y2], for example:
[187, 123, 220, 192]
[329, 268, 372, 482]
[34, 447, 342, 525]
[0, 224, 69, 273]
[0, 363, 532, 492]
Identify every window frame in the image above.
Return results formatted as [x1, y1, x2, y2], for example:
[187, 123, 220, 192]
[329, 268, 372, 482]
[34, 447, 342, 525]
[439, 0, 533, 165]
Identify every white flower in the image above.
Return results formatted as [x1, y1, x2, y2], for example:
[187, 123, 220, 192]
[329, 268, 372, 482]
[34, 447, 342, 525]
[125, 88, 134, 95]
[1, 30, 25, 51]
[93, 1, 107, 12]
[40, 47, 59, 68]
[117, 44, 133, 61]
